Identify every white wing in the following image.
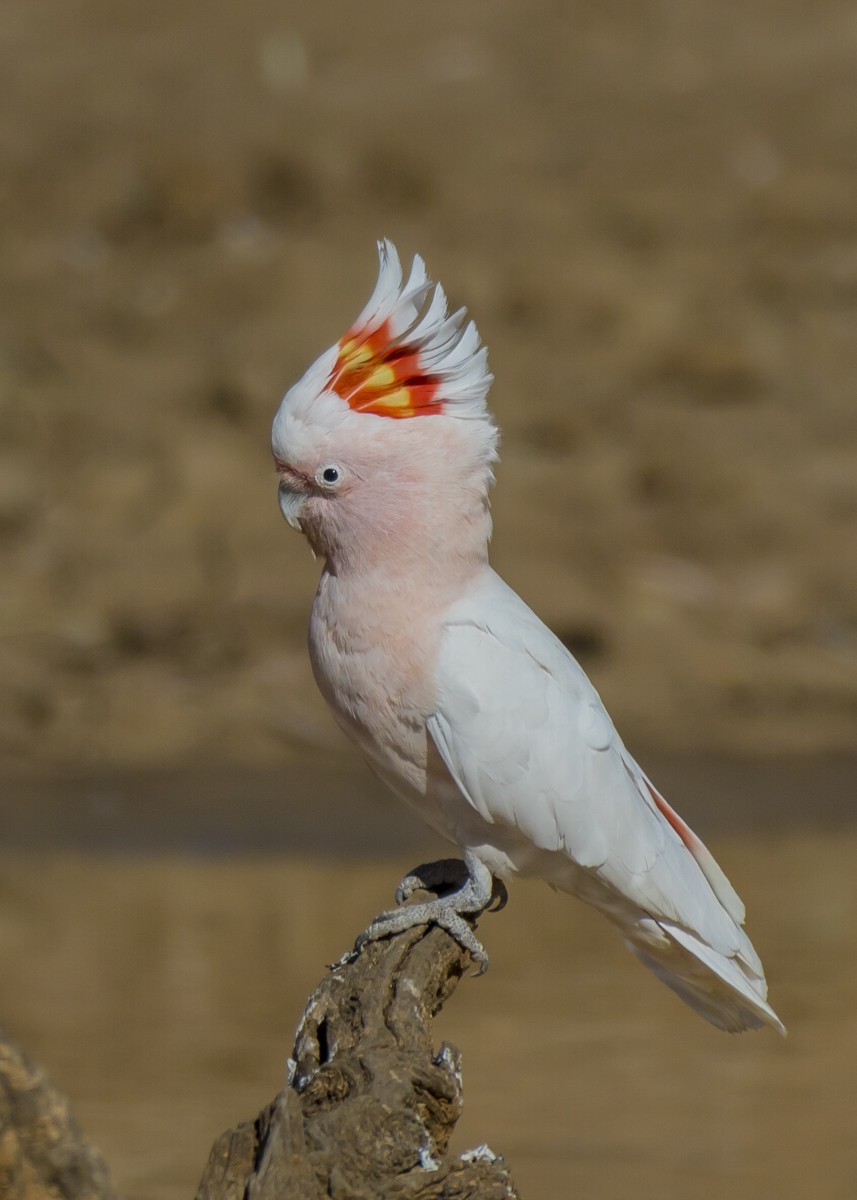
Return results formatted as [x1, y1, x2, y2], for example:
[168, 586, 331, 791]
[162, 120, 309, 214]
[429, 569, 784, 1034]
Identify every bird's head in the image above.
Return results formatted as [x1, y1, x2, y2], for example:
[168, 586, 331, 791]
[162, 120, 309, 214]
[271, 241, 498, 570]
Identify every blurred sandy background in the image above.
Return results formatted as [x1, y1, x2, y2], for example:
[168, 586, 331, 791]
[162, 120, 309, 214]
[2, 0, 857, 769]
[1, 2, 856, 1199]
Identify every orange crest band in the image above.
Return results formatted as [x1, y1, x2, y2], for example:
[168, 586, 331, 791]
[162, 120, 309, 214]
[330, 319, 443, 419]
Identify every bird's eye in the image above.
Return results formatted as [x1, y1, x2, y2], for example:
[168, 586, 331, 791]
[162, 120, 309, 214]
[316, 464, 342, 488]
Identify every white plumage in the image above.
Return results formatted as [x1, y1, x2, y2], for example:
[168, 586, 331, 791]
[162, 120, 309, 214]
[429, 570, 783, 1033]
[272, 240, 785, 1036]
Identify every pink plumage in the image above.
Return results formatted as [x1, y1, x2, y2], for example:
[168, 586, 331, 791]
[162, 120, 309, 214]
[271, 240, 784, 1035]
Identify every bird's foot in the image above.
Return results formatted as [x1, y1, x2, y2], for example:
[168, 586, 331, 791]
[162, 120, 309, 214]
[349, 852, 505, 975]
[355, 900, 489, 971]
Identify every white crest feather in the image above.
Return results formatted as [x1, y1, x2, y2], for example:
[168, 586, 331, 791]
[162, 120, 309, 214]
[363, 238, 495, 420]
[349, 239, 430, 342]
[285, 240, 495, 424]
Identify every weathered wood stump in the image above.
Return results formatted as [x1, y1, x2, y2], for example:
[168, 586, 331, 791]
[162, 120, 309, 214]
[0, 860, 520, 1199]
[196, 861, 521, 1199]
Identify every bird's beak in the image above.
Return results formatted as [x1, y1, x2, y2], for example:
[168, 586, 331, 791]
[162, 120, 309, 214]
[278, 480, 306, 531]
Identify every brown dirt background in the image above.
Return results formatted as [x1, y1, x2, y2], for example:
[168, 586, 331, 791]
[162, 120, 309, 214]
[2, 0, 857, 774]
[2, 7, 857, 1197]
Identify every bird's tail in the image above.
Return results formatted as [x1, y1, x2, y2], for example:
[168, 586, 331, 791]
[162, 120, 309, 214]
[622, 917, 786, 1035]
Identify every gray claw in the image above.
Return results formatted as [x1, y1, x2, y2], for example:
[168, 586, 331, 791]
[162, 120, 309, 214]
[394, 875, 422, 906]
[489, 878, 509, 912]
[327, 946, 359, 971]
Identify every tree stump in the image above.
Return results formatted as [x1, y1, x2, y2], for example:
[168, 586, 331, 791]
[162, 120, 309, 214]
[196, 861, 521, 1199]
[0, 861, 521, 1199]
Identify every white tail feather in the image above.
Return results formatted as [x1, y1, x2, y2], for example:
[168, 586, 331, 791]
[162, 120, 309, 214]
[626, 920, 786, 1035]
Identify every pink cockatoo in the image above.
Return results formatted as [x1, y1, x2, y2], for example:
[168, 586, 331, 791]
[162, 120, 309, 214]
[271, 241, 784, 1035]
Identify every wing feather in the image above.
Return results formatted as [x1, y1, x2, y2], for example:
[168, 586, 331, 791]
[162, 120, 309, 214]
[428, 569, 784, 1033]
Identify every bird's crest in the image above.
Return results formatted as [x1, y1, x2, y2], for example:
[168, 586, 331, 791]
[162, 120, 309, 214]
[319, 241, 493, 421]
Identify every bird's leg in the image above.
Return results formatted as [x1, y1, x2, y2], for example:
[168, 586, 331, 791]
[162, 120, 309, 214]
[352, 851, 505, 974]
[396, 859, 508, 912]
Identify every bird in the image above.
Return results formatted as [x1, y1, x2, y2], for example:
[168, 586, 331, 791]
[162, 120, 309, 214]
[271, 240, 785, 1035]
